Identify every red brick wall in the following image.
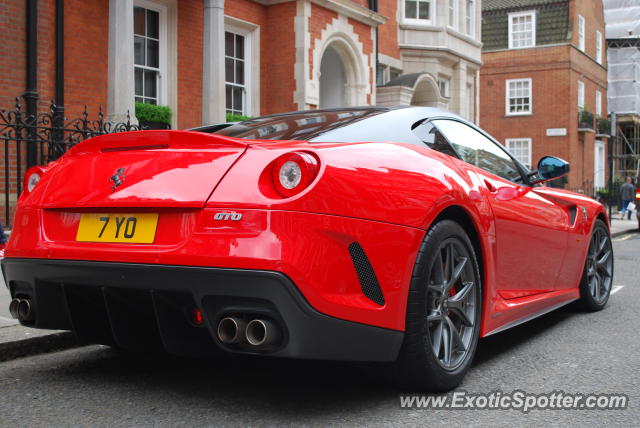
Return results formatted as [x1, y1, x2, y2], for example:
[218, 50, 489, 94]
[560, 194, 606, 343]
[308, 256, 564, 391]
[64, 0, 109, 120]
[570, 0, 607, 68]
[0, 0, 26, 110]
[348, 18, 374, 105]
[178, 0, 203, 129]
[377, 0, 400, 60]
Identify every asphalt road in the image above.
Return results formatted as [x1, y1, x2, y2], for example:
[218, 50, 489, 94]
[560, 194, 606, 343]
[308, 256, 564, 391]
[0, 233, 638, 427]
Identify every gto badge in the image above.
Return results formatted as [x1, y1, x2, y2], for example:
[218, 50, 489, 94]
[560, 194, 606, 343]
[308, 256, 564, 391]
[214, 212, 243, 221]
[110, 168, 126, 191]
[581, 206, 588, 220]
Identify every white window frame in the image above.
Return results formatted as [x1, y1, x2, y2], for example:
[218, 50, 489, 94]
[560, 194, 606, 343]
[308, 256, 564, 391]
[134, 0, 168, 106]
[438, 78, 450, 98]
[578, 15, 585, 52]
[596, 30, 603, 64]
[224, 16, 260, 117]
[448, 0, 458, 29]
[465, 0, 474, 36]
[595, 90, 602, 116]
[578, 80, 585, 110]
[505, 78, 533, 116]
[505, 138, 532, 168]
[508, 10, 536, 49]
[402, 0, 436, 26]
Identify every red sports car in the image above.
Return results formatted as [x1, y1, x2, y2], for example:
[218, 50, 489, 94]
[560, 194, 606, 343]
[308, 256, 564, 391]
[2, 107, 613, 390]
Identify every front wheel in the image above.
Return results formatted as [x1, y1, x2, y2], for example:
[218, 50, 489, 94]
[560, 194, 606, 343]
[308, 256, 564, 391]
[577, 219, 614, 311]
[391, 219, 482, 391]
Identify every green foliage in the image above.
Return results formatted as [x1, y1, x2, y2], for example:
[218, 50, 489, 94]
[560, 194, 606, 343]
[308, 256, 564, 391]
[226, 113, 251, 122]
[135, 102, 172, 124]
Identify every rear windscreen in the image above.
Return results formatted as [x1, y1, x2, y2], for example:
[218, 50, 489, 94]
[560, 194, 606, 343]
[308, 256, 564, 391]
[210, 109, 387, 141]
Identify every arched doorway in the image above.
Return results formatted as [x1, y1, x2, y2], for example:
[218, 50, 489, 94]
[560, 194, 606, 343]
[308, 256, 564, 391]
[411, 75, 440, 107]
[319, 45, 346, 108]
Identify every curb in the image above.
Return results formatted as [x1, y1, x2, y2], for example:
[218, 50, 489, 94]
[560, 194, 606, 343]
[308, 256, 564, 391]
[0, 327, 78, 362]
[612, 228, 638, 238]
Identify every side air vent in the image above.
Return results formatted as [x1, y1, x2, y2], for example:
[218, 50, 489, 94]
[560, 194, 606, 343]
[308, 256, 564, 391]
[348, 242, 385, 306]
[568, 205, 577, 226]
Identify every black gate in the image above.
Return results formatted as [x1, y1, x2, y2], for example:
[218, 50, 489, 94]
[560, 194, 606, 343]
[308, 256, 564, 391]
[0, 97, 140, 227]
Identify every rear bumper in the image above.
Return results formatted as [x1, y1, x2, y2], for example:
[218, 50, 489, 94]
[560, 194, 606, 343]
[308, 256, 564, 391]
[1, 258, 403, 362]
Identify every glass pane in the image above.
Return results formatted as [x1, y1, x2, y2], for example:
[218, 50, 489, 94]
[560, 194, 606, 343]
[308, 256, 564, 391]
[134, 68, 143, 96]
[225, 58, 234, 83]
[235, 34, 245, 59]
[233, 87, 243, 113]
[147, 9, 159, 39]
[134, 7, 145, 36]
[144, 70, 157, 98]
[433, 119, 521, 182]
[147, 39, 159, 68]
[134, 36, 145, 65]
[226, 85, 232, 110]
[236, 60, 244, 85]
[418, 2, 430, 19]
[405, 1, 417, 19]
[225, 32, 234, 57]
[135, 96, 144, 103]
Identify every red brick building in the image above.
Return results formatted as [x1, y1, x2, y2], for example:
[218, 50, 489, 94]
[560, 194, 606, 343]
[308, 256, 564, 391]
[1, 0, 483, 225]
[480, 0, 609, 192]
[1, 0, 483, 128]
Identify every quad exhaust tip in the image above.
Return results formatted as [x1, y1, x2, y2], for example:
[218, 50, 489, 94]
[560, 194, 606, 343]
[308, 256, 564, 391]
[9, 298, 34, 322]
[217, 317, 247, 344]
[245, 319, 280, 347]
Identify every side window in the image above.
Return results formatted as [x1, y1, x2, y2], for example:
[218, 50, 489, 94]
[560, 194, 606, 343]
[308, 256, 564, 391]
[412, 120, 458, 158]
[432, 119, 522, 182]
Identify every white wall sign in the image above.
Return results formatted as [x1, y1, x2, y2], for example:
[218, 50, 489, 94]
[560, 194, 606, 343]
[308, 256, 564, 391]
[546, 128, 567, 137]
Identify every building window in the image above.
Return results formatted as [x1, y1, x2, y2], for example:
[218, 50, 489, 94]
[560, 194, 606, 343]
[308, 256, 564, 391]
[508, 11, 536, 49]
[578, 80, 585, 110]
[448, 0, 457, 28]
[376, 64, 387, 86]
[134, 6, 163, 104]
[505, 78, 532, 115]
[404, 0, 434, 23]
[225, 31, 247, 116]
[596, 90, 602, 116]
[594, 141, 606, 189]
[506, 138, 532, 168]
[465, 0, 474, 35]
[439, 78, 450, 97]
[578, 15, 585, 52]
[596, 30, 603, 64]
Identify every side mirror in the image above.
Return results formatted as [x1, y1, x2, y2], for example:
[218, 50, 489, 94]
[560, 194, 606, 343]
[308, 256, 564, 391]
[531, 156, 570, 184]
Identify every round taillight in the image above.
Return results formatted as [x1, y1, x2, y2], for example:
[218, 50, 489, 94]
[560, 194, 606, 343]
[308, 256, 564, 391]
[272, 152, 319, 198]
[23, 166, 46, 194]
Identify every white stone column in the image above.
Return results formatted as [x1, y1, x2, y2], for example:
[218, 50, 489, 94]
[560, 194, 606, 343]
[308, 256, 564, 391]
[203, 0, 226, 125]
[107, 0, 137, 124]
[452, 60, 467, 117]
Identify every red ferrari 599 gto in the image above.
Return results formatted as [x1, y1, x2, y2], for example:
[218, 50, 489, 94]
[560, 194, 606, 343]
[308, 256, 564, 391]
[2, 107, 613, 390]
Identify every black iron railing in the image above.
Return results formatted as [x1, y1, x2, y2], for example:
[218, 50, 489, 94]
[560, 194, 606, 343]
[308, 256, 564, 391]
[1, 97, 140, 227]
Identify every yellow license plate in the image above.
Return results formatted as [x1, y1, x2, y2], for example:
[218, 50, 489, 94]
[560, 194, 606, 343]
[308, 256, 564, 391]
[76, 213, 159, 243]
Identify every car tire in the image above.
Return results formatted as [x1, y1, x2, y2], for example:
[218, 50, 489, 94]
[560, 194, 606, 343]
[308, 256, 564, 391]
[390, 219, 482, 391]
[577, 219, 614, 312]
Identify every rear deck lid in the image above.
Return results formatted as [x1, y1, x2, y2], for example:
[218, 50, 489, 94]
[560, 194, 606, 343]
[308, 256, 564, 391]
[41, 131, 247, 208]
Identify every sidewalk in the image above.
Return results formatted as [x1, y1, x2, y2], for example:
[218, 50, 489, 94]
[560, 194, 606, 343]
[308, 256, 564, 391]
[0, 275, 77, 361]
[610, 217, 639, 237]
